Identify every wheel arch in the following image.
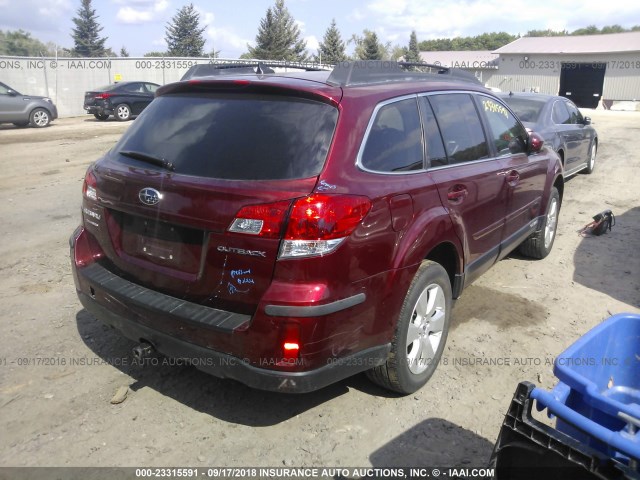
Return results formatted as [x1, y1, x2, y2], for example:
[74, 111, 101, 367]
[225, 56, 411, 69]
[424, 241, 462, 298]
[30, 105, 52, 118]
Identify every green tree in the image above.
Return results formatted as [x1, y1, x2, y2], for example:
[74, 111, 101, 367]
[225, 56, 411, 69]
[317, 19, 346, 64]
[165, 3, 206, 57]
[525, 29, 569, 37]
[419, 32, 517, 51]
[362, 31, 383, 60]
[404, 30, 421, 62]
[247, 0, 307, 61]
[600, 25, 626, 34]
[144, 51, 166, 57]
[120, 46, 130, 57]
[571, 25, 600, 36]
[71, 0, 108, 57]
[0, 30, 56, 56]
[351, 30, 387, 60]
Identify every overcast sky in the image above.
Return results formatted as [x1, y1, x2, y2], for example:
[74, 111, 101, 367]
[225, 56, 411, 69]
[1, 0, 640, 57]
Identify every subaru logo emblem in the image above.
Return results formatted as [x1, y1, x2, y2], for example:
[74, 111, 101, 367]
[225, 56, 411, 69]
[139, 188, 162, 206]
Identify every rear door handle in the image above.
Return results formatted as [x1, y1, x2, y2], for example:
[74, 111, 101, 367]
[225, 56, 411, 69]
[447, 185, 468, 204]
[499, 170, 520, 186]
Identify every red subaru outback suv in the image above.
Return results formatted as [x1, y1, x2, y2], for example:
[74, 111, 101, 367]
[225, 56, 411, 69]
[70, 61, 563, 394]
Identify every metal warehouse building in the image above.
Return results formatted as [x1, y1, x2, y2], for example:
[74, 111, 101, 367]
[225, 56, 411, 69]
[487, 31, 640, 108]
[418, 50, 499, 85]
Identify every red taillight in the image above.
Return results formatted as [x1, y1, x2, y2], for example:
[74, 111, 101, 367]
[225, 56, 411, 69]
[228, 200, 291, 238]
[285, 194, 371, 240]
[228, 194, 371, 258]
[282, 324, 301, 360]
[73, 227, 103, 267]
[82, 170, 98, 201]
[95, 92, 111, 99]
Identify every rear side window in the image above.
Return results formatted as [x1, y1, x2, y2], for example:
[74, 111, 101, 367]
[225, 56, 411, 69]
[480, 96, 527, 156]
[428, 94, 489, 164]
[144, 83, 159, 93]
[121, 83, 145, 93]
[565, 101, 584, 124]
[360, 97, 424, 172]
[552, 101, 571, 124]
[501, 97, 545, 123]
[113, 93, 338, 180]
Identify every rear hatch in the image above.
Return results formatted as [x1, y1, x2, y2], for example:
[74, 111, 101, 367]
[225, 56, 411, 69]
[87, 82, 339, 315]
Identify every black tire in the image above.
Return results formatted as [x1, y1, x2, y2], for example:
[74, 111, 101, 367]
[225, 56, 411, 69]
[367, 260, 452, 394]
[518, 186, 560, 259]
[94, 113, 109, 121]
[583, 141, 597, 174]
[29, 108, 51, 128]
[115, 104, 131, 121]
[13, 121, 29, 128]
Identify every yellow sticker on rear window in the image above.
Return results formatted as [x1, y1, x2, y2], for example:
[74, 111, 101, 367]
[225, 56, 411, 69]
[483, 99, 509, 119]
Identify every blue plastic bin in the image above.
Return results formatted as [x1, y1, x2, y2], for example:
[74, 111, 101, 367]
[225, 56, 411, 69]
[532, 313, 640, 465]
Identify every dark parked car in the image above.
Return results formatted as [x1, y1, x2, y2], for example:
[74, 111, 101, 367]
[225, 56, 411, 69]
[498, 92, 598, 177]
[0, 81, 58, 128]
[71, 62, 563, 394]
[83, 81, 160, 121]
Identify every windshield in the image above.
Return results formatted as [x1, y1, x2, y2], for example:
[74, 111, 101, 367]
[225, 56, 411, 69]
[501, 97, 546, 124]
[112, 93, 338, 180]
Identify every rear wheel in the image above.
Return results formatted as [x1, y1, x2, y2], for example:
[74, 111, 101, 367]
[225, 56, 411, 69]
[94, 113, 109, 121]
[584, 141, 597, 174]
[29, 108, 51, 128]
[518, 187, 560, 259]
[367, 260, 452, 394]
[115, 104, 131, 121]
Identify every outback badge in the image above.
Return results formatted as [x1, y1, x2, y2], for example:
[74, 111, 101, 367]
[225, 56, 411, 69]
[139, 187, 162, 206]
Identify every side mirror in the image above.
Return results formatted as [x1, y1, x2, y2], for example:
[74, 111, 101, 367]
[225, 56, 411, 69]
[583, 117, 591, 125]
[7, 90, 17, 97]
[528, 132, 544, 153]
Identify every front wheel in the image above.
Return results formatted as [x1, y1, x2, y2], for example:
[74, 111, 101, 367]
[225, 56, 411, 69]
[518, 186, 560, 259]
[367, 260, 452, 394]
[30, 108, 51, 128]
[584, 141, 597, 174]
[115, 104, 131, 121]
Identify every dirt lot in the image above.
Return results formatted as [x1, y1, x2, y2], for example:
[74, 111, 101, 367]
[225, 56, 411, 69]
[0, 111, 638, 472]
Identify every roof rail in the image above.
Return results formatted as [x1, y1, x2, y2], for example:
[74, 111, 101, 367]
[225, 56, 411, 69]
[180, 61, 328, 81]
[326, 60, 483, 87]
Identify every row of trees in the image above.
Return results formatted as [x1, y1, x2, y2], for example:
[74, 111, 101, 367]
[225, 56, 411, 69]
[418, 25, 640, 51]
[1, 0, 639, 60]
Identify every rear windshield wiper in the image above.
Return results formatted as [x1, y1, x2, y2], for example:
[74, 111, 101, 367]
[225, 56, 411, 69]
[119, 150, 175, 171]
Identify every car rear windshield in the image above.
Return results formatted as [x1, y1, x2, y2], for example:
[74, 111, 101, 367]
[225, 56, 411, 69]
[112, 93, 338, 180]
[501, 97, 546, 123]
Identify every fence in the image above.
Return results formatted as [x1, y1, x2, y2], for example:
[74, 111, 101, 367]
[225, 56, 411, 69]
[0, 56, 331, 118]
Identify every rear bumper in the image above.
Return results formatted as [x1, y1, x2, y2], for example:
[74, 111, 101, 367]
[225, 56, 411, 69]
[84, 106, 112, 115]
[77, 290, 390, 393]
[70, 228, 391, 393]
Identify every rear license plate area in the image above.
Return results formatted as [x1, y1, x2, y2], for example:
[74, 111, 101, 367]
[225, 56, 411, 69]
[112, 210, 205, 274]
